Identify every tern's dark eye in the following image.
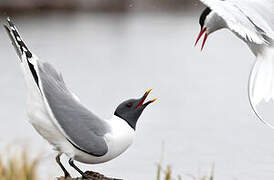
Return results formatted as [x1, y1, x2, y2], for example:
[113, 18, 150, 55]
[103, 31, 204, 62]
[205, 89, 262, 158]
[126, 103, 133, 108]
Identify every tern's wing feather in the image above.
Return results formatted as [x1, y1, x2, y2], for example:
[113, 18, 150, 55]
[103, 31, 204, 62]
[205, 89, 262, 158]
[248, 52, 274, 129]
[200, 0, 274, 45]
[38, 62, 110, 157]
[230, 0, 274, 38]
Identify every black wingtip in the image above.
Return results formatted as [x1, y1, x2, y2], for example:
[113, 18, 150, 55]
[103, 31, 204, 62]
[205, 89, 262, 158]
[3, 21, 23, 61]
[5, 18, 33, 59]
[3, 24, 12, 39]
[6, 17, 13, 27]
[4, 17, 11, 31]
[3, 24, 9, 32]
[6, 17, 19, 34]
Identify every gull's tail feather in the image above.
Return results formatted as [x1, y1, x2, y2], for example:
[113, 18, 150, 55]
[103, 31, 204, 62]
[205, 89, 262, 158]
[4, 24, 21, 58]
[4, 17, 40, 89]
[4, 17, 32, 60]
[248, 49, 274, 129]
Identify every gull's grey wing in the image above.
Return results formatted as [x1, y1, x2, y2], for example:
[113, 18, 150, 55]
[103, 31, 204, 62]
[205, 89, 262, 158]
[4, 17, 109, 156]
[200, 0, 274, 45]
[38, 62, 110, 157]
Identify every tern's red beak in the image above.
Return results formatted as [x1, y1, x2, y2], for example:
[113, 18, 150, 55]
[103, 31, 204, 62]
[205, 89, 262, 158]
[195, 27, 208, 51]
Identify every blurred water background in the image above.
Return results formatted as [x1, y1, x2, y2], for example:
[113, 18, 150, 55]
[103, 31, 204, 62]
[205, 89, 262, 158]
[1, 0, 274, 180]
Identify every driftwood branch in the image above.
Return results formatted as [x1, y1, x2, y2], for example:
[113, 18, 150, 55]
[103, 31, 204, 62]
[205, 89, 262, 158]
[57, 171, 123, 180]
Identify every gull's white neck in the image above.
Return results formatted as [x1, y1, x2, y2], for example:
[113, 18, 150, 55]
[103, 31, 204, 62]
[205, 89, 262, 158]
[103, 115, 135, 159]
[107, 115, 135, 133]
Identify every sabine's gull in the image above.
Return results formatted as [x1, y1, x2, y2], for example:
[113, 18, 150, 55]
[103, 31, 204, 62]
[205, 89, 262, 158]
[4, 18, 157, 178]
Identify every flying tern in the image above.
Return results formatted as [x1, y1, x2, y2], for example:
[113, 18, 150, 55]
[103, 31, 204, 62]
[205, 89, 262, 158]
[195, 0, 274, 128]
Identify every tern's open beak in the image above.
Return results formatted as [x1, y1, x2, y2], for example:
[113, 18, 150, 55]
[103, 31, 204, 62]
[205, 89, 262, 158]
[136, 89, 157, 108]
[195, 27, 208, 51]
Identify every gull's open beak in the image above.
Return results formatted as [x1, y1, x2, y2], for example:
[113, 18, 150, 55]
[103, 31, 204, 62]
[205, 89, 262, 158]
[136, 89, 157, 108]
[195, 27, 208, 51]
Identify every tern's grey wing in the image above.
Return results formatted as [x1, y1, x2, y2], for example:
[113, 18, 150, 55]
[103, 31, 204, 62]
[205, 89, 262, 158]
[38, 62, 110, 157]
[200, 0, 274, 45]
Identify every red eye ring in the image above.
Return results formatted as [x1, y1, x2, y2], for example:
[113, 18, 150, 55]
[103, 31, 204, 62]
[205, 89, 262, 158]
[126, 103, 132, 108]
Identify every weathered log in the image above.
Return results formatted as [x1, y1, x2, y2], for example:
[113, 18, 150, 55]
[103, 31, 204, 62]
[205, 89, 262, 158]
[57, 171, 123, 180]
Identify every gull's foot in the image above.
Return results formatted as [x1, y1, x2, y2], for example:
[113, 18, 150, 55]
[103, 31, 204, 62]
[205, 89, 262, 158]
[64, 173, 71, 179]
[81, 173, 91, 179]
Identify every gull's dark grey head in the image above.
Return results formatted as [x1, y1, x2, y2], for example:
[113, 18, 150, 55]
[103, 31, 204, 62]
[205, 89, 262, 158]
[114, 89, 156, 130]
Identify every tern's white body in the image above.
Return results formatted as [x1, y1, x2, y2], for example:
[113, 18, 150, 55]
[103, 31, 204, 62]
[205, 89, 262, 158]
[22, 59, 135, 164]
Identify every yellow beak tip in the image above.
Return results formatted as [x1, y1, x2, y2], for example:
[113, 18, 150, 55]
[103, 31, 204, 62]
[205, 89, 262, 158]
[146, 89, 152, 94]
[151, 98, 157, 102]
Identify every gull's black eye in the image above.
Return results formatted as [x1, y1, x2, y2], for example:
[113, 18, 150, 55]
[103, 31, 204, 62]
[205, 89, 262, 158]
[126, 103, 133, 108]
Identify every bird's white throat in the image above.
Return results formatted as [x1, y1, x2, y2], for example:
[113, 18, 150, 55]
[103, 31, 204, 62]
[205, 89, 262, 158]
[205, 12, 227, 34]
[105, 115, 136, 154]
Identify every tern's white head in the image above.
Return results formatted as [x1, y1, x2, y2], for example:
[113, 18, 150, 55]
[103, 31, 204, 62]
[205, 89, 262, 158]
[195, 7, 226, 50]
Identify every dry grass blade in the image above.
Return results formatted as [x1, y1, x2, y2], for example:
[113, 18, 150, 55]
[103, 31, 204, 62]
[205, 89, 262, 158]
[209, 163, 215, 180]
[0, 148, 40, 180]
[157, 161, 216, 180]
[156, 163, 162, 180]
[164, 166, 172, 180]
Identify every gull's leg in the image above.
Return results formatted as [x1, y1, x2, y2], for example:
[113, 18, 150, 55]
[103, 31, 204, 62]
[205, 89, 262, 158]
[56, 153, 71, 178]
[69, 158, 90, 179]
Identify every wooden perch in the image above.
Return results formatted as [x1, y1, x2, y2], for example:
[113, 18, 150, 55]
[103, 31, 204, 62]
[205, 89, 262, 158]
[57, 171, 123, 180]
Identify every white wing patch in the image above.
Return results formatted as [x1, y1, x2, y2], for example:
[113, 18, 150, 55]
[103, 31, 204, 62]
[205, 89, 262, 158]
[248, 49, 274, 129]
[200, 0, 273, 45]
